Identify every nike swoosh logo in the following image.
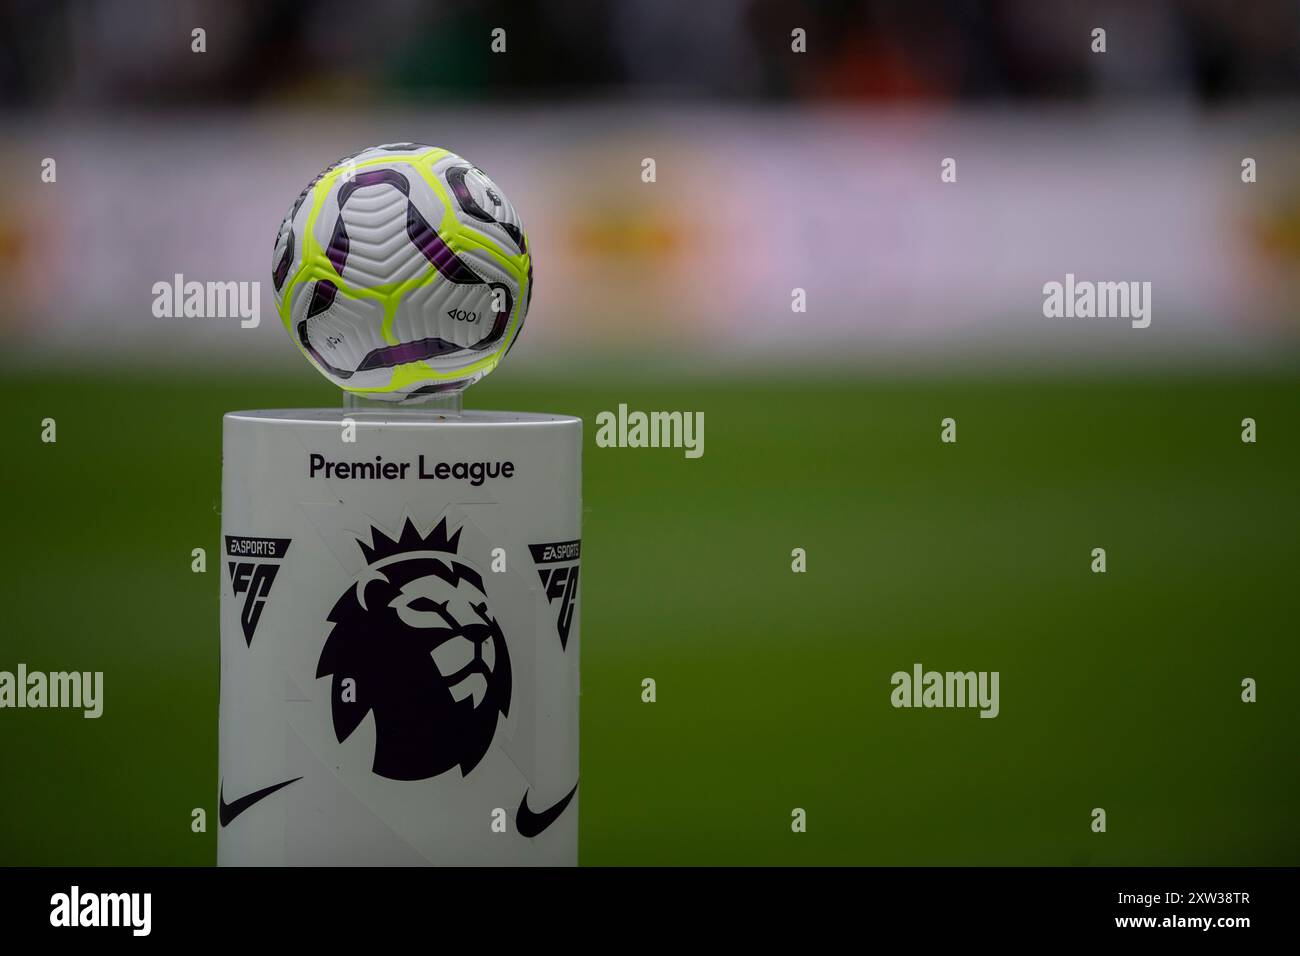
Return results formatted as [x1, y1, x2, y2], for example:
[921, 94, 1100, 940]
[219, 776, 302, 827]
[516, 781, 578, 838]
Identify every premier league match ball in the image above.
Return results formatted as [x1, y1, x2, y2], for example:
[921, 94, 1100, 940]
[271, 144, 532, 401]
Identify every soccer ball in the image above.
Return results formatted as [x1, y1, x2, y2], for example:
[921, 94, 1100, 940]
[271, 144, 532, 401]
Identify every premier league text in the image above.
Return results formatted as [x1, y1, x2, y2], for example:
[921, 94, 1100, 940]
[309, 453, 515, 486]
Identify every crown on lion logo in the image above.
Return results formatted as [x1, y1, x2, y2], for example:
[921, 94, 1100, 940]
[357, 517, 462, 566]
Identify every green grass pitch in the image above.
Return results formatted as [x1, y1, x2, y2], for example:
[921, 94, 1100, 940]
[0, 365, 1296, 865]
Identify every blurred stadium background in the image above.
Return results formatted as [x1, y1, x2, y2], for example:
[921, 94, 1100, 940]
[1, 0, 1297, 865]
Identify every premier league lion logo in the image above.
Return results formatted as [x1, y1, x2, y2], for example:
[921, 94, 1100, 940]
[316, 517, 511, 780]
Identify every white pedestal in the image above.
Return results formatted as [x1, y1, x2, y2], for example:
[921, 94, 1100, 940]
[217, 409, 581, 865]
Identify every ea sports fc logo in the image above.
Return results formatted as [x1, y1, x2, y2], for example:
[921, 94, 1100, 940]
[316, 518, 511, 781]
